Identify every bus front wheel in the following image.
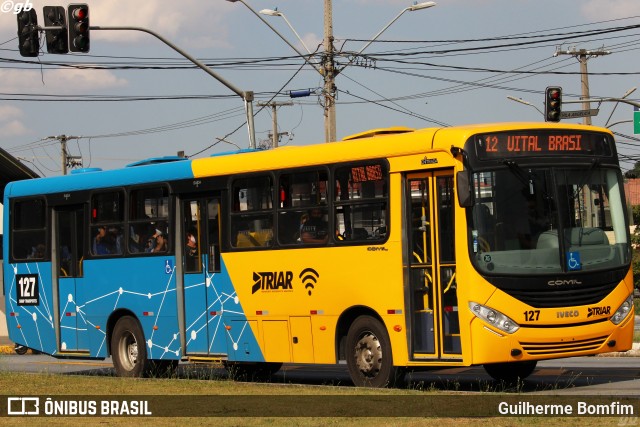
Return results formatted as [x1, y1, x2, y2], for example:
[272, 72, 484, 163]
[483, 360, 537, 382]
[111, 316, 148, 377]
[346, 315, 400, 388]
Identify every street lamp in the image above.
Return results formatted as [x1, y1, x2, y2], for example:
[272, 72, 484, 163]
[352, 2, 436, 58]
[231, 0, 436, 143]
[227, 0, 321, 74]
[604, 87, 637, 127]
[259, 8, 314, 57]
[506, 96, 544, 117]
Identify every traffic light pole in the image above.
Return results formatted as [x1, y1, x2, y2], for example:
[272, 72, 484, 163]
[90, 25, 257, 149]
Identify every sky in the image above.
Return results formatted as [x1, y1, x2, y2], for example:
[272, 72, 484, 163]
[1, 0, 640, 176]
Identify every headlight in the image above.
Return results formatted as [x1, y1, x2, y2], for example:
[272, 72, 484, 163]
[610, 294, 634, 325]
[469, 301, 519, 334]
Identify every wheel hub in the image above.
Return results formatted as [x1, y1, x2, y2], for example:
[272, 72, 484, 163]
[354, 332, 382, 376]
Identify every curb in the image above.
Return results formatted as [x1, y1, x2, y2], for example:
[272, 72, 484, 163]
[596, 342, 640, 357]
[0, 345, 15, 355]
[0, 345, 40, 355]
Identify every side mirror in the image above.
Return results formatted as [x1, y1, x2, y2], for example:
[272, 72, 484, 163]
[456, 171, 474, 208]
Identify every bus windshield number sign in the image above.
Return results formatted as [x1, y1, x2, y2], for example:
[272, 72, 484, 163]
[475, 131, 612, 159]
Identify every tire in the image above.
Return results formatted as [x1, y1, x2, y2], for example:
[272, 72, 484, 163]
[111, 316, 148, 377]
[14, 344, 28, 355]
[346, 315, 400, 388]
[483, 360, 537, 382]
[223, 362, 282, 382]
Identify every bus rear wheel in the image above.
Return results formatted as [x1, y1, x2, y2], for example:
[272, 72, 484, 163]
[483, 360, 537, 382]
[346, 316, 400, 388]
[111, 316, 148, 377]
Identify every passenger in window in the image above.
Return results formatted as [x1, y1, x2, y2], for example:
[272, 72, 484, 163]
[301, 208, 328, 244]
[186, 231, 198, 257]
[153, 234, 167, 253]
[94, 226, 111, 255]
[28, 243, 46, 259]
[185, 230, 199, 270]
[146, 227, 167, 253]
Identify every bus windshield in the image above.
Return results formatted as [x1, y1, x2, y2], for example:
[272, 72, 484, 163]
[470, 165, 629, 275]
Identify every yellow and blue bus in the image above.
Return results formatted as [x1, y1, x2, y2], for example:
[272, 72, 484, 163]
[3, 122, 635, 386]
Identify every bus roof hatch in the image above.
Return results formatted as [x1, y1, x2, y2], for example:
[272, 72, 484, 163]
[342, 126, 415, 141]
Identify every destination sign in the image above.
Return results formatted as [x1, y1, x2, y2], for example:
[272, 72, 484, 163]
[473, 131, 613, 160]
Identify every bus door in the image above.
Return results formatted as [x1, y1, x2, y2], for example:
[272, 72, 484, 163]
[406, 170, 461, 359]
[181, 197, 222, 355]
[53, 204, 87, 352]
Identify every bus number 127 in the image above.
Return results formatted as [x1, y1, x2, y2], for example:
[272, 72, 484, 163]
[16, 274, 39, 306]
[524, 310, 540, 322]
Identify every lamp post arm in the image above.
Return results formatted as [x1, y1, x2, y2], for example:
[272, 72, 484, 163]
[337, 7, 408, 74]
[232, 0, 322, 74]
[604, 87, 636, 127]
[91, 25, 256, 148]
[355, 8, 407, 57]
[339, 2, 436, 73]
[279, 13, 313, 56]
[606, 119, 633, 129]
[506, 95, 544, 116]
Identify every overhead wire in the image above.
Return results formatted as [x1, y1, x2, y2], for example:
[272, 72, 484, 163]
[2, 16, 640, 161]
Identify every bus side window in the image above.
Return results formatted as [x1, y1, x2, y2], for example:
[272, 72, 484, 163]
[129, 186, 170, 255]
[334, 162, 388, 242]
[12, 198, 47, 261]
[90, 191, 124, 257]
[231, 176, 274, 249]
[277, 169, 328, 246]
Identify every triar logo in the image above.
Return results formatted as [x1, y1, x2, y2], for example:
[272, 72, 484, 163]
[252, 271, 293, 294]
[587, 306, 611, 318]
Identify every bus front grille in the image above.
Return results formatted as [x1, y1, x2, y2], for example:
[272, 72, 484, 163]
[519, 335, 608, 356]
[507, 281, 617, 308]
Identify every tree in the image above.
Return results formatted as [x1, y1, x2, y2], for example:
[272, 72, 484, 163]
[624, 161, 640, 179]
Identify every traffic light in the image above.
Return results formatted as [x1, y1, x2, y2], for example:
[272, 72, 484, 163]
[43, 6, 68, 54]
[67, 3, 89, 53]
[545, 86, 562, 122]
[16, 9, 39, 57]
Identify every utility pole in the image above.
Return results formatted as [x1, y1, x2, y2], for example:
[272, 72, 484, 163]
[47, 134, 82, 175]
[554, 47, 610, 125]
[554, 47, 610, 228]
[232, 0, 435, 143]
[323, 0, 337, 143]
[257, 101, 293, 148]
[45, 135, 82, 175]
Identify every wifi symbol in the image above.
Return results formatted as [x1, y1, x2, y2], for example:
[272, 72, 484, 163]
[299, 268, 319, 296]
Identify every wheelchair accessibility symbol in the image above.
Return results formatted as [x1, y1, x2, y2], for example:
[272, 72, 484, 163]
[165, 259, 174, 274]
[567, 251, 581, 271]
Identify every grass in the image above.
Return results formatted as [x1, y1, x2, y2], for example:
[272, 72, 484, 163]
[0, 371, 630, 426]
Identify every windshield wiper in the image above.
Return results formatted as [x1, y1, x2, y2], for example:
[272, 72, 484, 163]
[572, 158, 601, 200]
[504, 160, 535, 195]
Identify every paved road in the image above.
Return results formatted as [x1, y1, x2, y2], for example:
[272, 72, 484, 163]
[0, 353, 638, 395]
